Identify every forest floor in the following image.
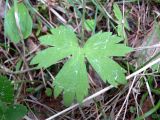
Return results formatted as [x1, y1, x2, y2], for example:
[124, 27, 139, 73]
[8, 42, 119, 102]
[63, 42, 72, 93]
[1, 0, 160, 120]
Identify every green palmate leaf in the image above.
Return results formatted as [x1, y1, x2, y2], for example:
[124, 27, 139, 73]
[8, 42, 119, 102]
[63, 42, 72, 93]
[31, 26, 132, 105]
[4, 3, 32, 43]
[31, 26, 89, 106]
[0, 76, 14, 103]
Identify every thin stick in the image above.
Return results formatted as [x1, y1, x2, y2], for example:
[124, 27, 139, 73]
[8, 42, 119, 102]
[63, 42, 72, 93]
[39, 0, 67, 24]
[115, 76, 137, 120]
[46, 86, 113, 120]
[144, 76, 155, 106]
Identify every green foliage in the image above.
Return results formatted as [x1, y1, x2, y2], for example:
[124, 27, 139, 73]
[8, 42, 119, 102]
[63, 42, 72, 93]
[0, 76, 27, 120]
[0, 76, 14, 103]
[129, 106, 136, 113]
[26, 87, 35, 93]
[0, 103, 28, 120]
[31, 26, 132, 106]
[113, 3, 130, 37]
[4, 3, 32, 43]
[84, 19, 95, 31]
[113, 3, 122, 20]
[45, 88, 52, 97]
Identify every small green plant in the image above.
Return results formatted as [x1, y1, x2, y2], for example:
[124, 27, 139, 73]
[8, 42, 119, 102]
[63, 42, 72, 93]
[113, 3, 130, 37]
[31, 26, 132, 105]
[0, 76, 27, 120]
[4, 3, 32, 43]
